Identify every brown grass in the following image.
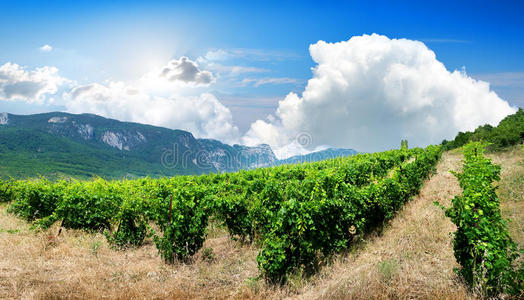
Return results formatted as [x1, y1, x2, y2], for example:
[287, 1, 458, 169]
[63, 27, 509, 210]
[0, 149, 522, 299]
[488, 146, 524, 246]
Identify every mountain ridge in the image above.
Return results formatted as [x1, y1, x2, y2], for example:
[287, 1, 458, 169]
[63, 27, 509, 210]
[0, 111, 357, 179]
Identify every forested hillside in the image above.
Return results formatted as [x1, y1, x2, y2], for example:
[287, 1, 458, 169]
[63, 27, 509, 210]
[442, 108, 524, 150]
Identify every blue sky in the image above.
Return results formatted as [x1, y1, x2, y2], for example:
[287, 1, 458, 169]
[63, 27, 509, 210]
[0, 0, 522, 153]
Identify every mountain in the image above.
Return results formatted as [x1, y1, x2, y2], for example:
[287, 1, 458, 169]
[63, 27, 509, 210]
[277, 148, 358, 165]
[0, 112, 356, 179]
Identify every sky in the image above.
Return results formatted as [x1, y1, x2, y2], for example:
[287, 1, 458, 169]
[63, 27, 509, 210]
[0, 0, 523, 157]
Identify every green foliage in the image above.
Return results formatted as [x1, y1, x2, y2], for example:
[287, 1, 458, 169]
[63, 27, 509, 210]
[41, 179, 122, 231]
[153, 182, 211, 263]
[378, 259, 398, 282]
[442, 108, 524, 151]
[254, 146, 441, 282]
[104, 196, 149, 249]
[0, 127, 197, 180]
[212, 174, 254, 242]
[8, 179, 65, 220]
[0, 178, 16, 203]
[4, 145, 442, 282]
[442, 142, 522, 296]
[400, 139, 408, 150]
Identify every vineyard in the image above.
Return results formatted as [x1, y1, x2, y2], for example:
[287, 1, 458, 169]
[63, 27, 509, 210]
[0, 145, 442, 282]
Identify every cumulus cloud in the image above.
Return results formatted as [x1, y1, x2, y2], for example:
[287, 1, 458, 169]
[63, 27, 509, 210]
[159, 56, 214, 85]
[64, 81, 239, 143]
[39, 45, 53, 52]
[0, 62, 65, 102]
[243, 34, 516, 157]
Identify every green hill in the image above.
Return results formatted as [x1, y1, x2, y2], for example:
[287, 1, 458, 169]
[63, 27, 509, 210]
[442, 108, 524, 150]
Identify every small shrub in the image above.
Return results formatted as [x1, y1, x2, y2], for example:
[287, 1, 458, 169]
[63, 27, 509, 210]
[153, 183, 210, 263]
[105, 196, 149, 249]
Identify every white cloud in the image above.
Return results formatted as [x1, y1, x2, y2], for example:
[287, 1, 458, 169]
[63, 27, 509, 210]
[243, 34, 516, 157]
[0, 62, 66, 102]
[39, 44, 53, 52]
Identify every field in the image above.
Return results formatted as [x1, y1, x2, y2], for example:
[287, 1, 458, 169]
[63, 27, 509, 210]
[0, 146, 522, 299]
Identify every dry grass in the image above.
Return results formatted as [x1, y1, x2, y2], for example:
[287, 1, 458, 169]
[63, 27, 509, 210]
[0, 207, 268, 299]
[488, 146, 524, 246]
[0, 149, 522, 299]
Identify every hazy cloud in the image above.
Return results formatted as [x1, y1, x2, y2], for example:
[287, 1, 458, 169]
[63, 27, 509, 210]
[474, 72, 524, 87]
[474, 72, 524, 107]
[242, 77, 301, 87]
[205, 63, 268, 75]
[421, 38, 470, 43]
[39, 44, 53, 52]
[204, 48, 301, 62]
